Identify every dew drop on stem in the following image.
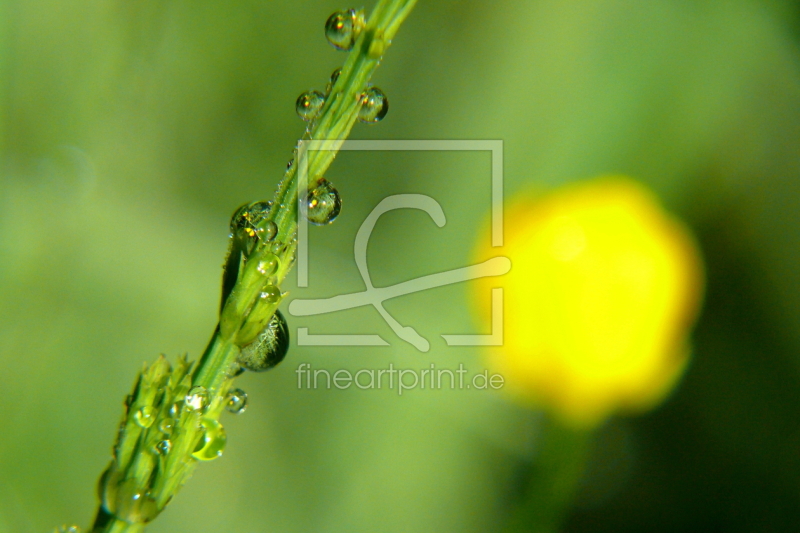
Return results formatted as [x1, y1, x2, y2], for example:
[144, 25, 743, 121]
[325, 9, 365, 51]
[54, 525, 82, 533]
[238, 310, 290, 372]
[185, 386, 209, 412]
[225, 388, 248, 414]
[307, 179, 341, 225]
[358, 86, 389, 123]
[114, 479, 159, 524]
[230, 201, 275, 253]
[158, 418, 175, 435]
[192, 419, 227, 461]
[155, 439, 172, 456]
[296, 90, 326, 121]
[326, 67, 342, 94]
[134, 406, 156, 428]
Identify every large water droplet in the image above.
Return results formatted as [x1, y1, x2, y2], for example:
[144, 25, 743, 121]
[185, 386, 209, 412]
[114, 479, 159, 524]
[358, 86, 388, 123]
[307, 179, 341, 225]
[238, 310, 290, 372]
[296, 90, 325, 121]
[192, 418, 227, 461]
[325, 9, 365, 51]
[230, 201, 274, 254]
[134, 406, 156, 428]
[225, 388, 248, 414]
[155, 439, 172, 456]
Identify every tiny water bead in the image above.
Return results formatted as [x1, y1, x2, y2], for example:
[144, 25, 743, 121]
[307, 179, 342, 225]
[238, 310, 290, 372]
[54, 525, 81, 533]
[358, 86, 388, 123]
[192, 418, 227, 461]
[228, 360, 245, 378]
[326, 67, 342, 94]
[158, 418, 175, 435]
[185, 386, 209, 412]
[256, 253, 280, 276]
[155, 439, 172, 456]
[225, 388, 248, 414]
[259, 284, 282, 303]
[324, 9, 365, 51]
[261, 220, 279, 242]
[114, 479, 159, 524]
[134, 406, 156, 428]
[295, 90, 325, 121]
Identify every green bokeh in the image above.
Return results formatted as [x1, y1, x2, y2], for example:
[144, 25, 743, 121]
[2, 1, 800, 532]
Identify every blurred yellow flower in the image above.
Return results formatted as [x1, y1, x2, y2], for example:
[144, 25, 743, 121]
[473, 177, 704, 428]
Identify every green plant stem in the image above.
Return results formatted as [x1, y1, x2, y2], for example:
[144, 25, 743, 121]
[504, 416, 592, 533]
[88, 1, 417, 532]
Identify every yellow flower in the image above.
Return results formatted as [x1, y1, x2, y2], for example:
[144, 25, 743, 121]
[474, 177, 704, 428]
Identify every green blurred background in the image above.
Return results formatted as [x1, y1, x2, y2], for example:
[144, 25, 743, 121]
[2, 0, 800, 531]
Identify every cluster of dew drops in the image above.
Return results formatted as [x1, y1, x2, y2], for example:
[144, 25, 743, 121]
[155, 11, 394, 465]
[294, 9, 390, 229]
[89, 385, 249, 527]
[224, 8, 391, 398]
[135, 385, 248, 462]
[297, 9, 389, 127]
[59, 12, 393, 532]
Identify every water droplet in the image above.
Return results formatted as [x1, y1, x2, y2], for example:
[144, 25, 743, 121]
[230, 201, 274, 254]
[168, 403, 179, 417]
[234, 282, 285, 347]
[296, 90, 325, 121]
[185, 386, 209, 412]
[306, 179, 341, 225]
[325, 9, 365, 51]
[225, 388, 248, 414]
[259, 284, 282, 304]
[358, 86, 388, 123]
[226, 360, 245, 378]
[256, 253, 280, 276]
[326, 67, 342, 94]
[158, 418, 175, 435]
[114, 479, 159, 523]
[134, 406, 156, 428]
[155, 439, 172, 455]
[238, 310, 290, 372]
[262, 220, 278, 242]
[54, 525, 81, 533]
[100, 466, 120, 513]
[192, 418, 227, 461]
[98, 464, 113, 502]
